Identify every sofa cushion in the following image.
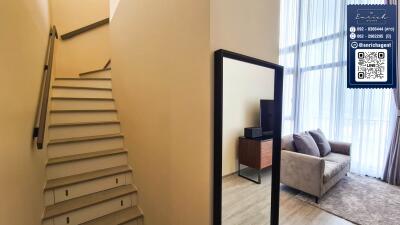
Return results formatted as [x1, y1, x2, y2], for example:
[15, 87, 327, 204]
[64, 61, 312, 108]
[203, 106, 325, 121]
[293, 132, 320, 157]
[322, 153, 351, 183]
[309, 129, 331, 156]
[323, 152, 351, 167]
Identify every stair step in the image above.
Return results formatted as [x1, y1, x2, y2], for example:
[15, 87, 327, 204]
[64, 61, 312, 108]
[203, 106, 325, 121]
[55, 77, 111, 81]
[51, 109, 117, 113]
[52, 85, 112, 91]
[45, 165, 131, 190]
[47, 148, 127, 165]
[81, 206, 143, 225]
[51, 98, 116, 111]
[53, 79, 112, 89]
[49, 120, 120, 128]
[48, 133, 123, 145]
[50, 109, 119, 124]
[43, 185, 137, 219]
[80, 68, 112, 76]
[51, 97, 114, 101]
[48, 121, 121, 141]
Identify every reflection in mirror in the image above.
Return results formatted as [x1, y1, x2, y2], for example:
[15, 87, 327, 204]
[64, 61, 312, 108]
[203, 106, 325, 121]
[221, 57, 275, 225]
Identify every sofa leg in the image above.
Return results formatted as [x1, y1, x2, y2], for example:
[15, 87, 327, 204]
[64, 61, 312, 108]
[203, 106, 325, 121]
[315, 197, 319, 204]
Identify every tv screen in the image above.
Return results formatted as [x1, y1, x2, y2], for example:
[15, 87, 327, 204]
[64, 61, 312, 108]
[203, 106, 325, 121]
[260, 100, 274, 134]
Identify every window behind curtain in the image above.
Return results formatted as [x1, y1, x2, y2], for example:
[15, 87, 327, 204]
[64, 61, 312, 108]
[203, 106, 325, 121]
[279, 0, 395, 177]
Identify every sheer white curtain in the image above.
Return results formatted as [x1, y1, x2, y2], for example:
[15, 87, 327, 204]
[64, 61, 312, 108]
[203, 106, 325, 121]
[279, 0, 396, 178]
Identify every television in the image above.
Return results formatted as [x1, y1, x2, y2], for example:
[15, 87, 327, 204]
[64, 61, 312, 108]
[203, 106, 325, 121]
[260, 99, 274, 136]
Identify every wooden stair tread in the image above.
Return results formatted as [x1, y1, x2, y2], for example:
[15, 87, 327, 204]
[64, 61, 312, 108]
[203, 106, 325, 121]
[80, 206, 143, 225]
[47, 148, 126, 165]
[80, 67, 112, 76]
[48, 133, 123, 145]
[51, 97, 114, 101]
[45, 165, 131, 190]
[43, 185, 137, 219]
[52, 85, 112, 91]
[50, 109, 117, 113]
[49, 120, 120, 128]
[55, 77, 111, 81]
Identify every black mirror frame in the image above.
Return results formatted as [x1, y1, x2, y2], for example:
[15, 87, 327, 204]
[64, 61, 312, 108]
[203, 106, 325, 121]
[213, 49, 284, 225]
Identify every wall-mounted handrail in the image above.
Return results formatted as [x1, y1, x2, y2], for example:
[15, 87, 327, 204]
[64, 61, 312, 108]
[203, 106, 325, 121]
[104, 59, 111, 69]
[79, 67, 111, 76]
[33, 25, 58, 149]
[79, 59, 112, 76]
[61, 18, 109, 40]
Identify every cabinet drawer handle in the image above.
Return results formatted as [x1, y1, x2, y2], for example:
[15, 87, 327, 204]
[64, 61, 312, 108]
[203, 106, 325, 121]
[65, 189, 69, 197]
[116, 178, 119, 184]
[66, 217, 70, 224]
[121, 200, 124, 206]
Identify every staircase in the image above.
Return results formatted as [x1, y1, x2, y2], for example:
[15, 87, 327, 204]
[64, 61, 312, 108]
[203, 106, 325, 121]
[42, 69, 143, 225]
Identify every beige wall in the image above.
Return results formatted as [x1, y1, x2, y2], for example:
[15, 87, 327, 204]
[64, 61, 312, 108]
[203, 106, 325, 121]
[211, 0, 280, 63]
[222, 58, 275, 176]
[0, 0, 50, 225]
[50, 0, 110, 77]
[110, 0, 280, 223]
[110, 0, 211, 225]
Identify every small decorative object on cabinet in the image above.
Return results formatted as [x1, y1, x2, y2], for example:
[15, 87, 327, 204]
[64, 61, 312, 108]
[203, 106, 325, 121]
[238, 136, 273, 184]
[244, 127, 263, 138]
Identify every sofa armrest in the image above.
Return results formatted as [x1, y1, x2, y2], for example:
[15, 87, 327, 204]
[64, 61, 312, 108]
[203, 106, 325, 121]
[329, 141, 351, 156]
[280, 150, 324, 197]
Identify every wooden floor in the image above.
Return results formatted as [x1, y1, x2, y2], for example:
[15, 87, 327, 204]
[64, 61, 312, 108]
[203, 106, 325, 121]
[222, 168, 353, 225]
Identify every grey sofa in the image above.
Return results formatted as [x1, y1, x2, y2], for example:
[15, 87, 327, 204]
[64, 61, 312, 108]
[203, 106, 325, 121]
[280, 135, 351, 202]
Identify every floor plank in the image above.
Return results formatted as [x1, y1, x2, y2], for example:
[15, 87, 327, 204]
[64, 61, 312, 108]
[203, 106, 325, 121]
[222, 168, 353, 225]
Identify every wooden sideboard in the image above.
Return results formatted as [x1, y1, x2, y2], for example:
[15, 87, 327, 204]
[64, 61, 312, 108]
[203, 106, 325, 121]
[238, 136, 273, 184]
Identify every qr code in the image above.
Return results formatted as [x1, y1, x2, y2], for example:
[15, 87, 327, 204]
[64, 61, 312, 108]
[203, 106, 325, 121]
[355, 49, 387, 82]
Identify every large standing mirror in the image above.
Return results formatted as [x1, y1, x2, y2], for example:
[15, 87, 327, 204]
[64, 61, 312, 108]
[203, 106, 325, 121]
[213, 50, 283, 225]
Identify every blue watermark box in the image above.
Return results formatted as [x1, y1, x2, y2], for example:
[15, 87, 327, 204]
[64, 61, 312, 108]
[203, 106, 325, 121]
[347, 4, 397, 88]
